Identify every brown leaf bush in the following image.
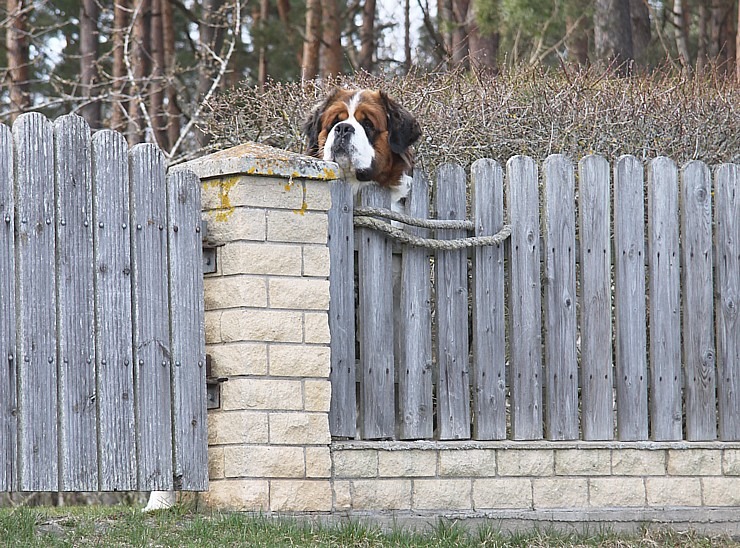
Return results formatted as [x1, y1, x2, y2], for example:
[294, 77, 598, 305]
[203, 65, 739, 173]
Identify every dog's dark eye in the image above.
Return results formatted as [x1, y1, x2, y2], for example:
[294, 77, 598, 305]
[360, 119, 374, 131]
[328, 117, 340, 130]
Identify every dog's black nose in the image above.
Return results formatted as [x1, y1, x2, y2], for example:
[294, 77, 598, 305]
[334, 122, 354, 138]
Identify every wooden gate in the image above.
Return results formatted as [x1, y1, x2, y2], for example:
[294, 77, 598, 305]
[0, 113, 207, 492]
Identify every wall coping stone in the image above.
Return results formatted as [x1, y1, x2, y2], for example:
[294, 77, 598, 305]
[332, 440, 740, 451]
[174, 142, 340, 181]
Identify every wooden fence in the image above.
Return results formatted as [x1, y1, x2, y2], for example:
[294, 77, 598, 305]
[0, 113, 207, 492]
[328, 155, 740, 443]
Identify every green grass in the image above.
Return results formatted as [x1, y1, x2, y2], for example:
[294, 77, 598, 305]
[0, 505, 737, 547]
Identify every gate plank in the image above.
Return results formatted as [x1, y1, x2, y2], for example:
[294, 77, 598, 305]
[328, 180, 356, 437]
[681, 161, 717, 441]
[647, 157, 682, 440]
[435, 164, 470, 440]
[506, 156, 543, 440]
[399, 171, 433, 440]
[55, 115, 99, 490]
[613, 155, 648, 440]
[168, 169, 207, 490]
[92, 130, 137, 490]
[471, 159, 506, 440]
[14, 113, 59, 490]
[578, 155, 613, 440]
[357, 185, 395, 439]
[542, 155, 578, 440]
[715, 163, 740, 440]
[0, 123, 16, 491]
[130, 144, 173, 489]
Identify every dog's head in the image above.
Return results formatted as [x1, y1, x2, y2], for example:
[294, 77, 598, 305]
[303, 88, 421, 188]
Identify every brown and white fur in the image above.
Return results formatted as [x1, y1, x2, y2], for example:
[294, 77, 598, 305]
[303, 88, 421, 207]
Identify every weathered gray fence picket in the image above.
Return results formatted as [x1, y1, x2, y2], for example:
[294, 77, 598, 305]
[0, 113, 206, 492]
[328, 154, 740, 443]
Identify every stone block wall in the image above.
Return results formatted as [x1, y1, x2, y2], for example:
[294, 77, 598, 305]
[181, 143, 336, 512]
[332, 442, 740, 515]
[183, 142, 740, 533]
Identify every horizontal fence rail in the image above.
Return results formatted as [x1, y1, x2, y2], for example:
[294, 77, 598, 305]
[328, 155, 740, 442]
[0, 113, 207, 492]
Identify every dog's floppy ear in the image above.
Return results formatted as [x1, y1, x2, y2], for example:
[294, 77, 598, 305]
[302, 107, 322, 157]
[381, 91, 421, 156]
[303, 88, 339, 157]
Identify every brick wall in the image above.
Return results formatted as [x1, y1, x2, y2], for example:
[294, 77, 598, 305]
[183, 143, 740, 532]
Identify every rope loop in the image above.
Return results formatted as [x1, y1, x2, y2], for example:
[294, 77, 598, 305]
[352, 207, 511, 250]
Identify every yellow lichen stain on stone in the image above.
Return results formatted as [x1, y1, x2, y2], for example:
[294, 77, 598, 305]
[322, 168, 337, 180]
[293, 200, 308, 215]
[284, 174, 299, 193]
[211, 175, 240, 222]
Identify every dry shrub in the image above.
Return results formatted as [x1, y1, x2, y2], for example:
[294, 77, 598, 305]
[203, 65, 739, 172]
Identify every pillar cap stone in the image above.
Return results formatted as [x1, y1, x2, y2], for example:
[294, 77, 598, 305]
[173, 142, 340, 182]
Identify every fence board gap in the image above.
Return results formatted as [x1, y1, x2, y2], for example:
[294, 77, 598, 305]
[0, 123, 16, 491]
[681, 161, 717, 441]
[471, 159, 506, 440]
[357, 185, 395, 439]
[543, 155, 578, 440]
[435, 164, 471, 440]
[399, 171, 433, 440]
[506, 156, 543, 440]
[92, 130, 138, 491]
[647, 157, 682, 441]
[715, 163, 740, 440]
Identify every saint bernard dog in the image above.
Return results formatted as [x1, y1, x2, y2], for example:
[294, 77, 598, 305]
[304, 88, 421, 207]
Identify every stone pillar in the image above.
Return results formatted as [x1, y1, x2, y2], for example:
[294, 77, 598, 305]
[180, 142, 337, 511]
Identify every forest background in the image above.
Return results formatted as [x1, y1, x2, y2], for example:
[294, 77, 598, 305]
[1, 0, 738, 170]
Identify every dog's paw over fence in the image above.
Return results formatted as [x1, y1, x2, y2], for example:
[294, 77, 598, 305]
[178, 142, 740, 532]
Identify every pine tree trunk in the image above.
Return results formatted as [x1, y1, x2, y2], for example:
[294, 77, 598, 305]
[196, 0, 226, 147]
[697, 1, 708, 72]
[128, 0, 152, 144]
[565, 0, 590, 65]
[594, 0, 634, 72]
[629, 0, 650, 64]
[451, 0, 470, 67]
[736, 0, 740, 81]
[162, 0, 181, 149]
[5, 0, 31, 121]
[257, 0, 269, 90]
[111, 0, 129, 133]
[80, 0, 101, 128]
[150, 0, 169, 149]
[673, 0, 692, 69]
[404, 0, 412, 72]
[320, 0, 343, 77]
[359, 0, 376, 72]
[466, 0, 498, 72]
[302, 0, 321, 80]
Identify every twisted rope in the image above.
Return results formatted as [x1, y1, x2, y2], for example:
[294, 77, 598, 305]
[353, 207, 511, 250]
[353, 206, 475, 230]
